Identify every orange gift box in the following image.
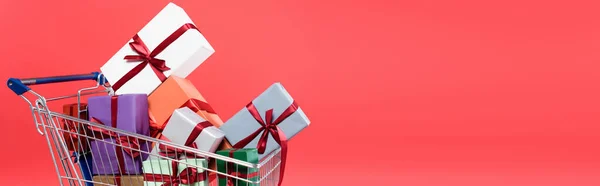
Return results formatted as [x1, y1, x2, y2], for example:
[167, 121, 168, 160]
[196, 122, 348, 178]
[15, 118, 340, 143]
[148, 75, 232, 150]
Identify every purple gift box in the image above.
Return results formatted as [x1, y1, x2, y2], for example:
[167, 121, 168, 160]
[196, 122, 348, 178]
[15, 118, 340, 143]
[88, 94, 150, 175]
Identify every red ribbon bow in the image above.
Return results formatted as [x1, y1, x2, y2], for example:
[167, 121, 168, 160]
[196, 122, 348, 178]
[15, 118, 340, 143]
[144, 160, 206, 186]
[111, 23, 199, 91]
[231, 101, 299, 186]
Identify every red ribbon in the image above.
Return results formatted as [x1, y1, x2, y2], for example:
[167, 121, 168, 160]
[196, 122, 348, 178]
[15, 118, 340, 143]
[181, 99, 216, 114]
[88, 121, 142, 159]
[111, 23, 199, 91]
[143, 159, 206, 186]
[149, 98, 217, 138]
[65, 105, 80, 138]
[62, 104, 90, 152]
[158, 121, 213, 158]
[88, 96, 142, 186]
[222, 149, 260, 186]
[64, 120, 80, 139]
[231, 101, 298, 186]
[158, 143, 197, 158]
[185, 121, 213, 148]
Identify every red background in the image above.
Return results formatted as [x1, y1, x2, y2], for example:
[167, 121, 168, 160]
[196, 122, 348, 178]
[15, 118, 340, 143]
[1, 0, 600, 185]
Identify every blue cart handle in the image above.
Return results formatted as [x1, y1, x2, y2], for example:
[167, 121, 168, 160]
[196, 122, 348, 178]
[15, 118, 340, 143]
[7, 72, 106, 95]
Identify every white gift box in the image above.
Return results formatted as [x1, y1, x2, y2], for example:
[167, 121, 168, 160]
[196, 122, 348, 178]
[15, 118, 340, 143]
[150, 107, 225, 158]
[220, 83, 311, 160]
[101, 2, 215, 95]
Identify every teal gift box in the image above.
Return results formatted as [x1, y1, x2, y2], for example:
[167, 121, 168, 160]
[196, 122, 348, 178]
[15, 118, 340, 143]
[216, 148, 259, 186]
[142, 158, 208, 186]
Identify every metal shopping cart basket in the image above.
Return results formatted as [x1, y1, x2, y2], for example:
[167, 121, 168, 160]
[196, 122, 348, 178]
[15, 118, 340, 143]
[7, 72, 282, 186]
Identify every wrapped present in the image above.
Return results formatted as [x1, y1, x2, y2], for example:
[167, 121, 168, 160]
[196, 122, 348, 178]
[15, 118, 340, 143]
[88, 94, 151, 175]
[92, 175, 144, 186]
[149, 107, 225, 174]
[216, 148, 259, 186]
[150, 107, 225, 157]
[219, 83, 310, 186]
[61, 103, 91, 152]
[100, 2, 215, 95]
[148, 76, 225, 139]
[143, 157, 208, 186]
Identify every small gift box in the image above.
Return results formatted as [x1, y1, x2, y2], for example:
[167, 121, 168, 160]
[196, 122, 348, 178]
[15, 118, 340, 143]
[216, 148, 259, 186]
[61, 103, 90, 152]
[148, 76, 225, 138]
[143, 158, 208, 186]
[219, 83, 310, 186]
[92, 175, 144, 186]
[101, 2, 215, 95]
[150, 107, 225, 157]
[88, 94, 151, 175]
[220, 83, 310, 160]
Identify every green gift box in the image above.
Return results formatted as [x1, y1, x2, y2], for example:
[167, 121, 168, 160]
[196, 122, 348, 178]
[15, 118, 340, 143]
[216, 148, 260, 186]
[142, 158, 208, 186]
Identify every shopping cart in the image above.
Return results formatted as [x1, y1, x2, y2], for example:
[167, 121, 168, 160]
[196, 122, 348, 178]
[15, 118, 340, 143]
[7, 72, 282, 186]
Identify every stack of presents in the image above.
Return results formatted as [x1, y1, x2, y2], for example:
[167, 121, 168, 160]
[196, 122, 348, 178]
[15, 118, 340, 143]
[60, 3, 310, 186]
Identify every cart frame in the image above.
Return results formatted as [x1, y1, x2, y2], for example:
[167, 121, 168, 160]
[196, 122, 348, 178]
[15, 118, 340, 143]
[7, 72, 282, 186]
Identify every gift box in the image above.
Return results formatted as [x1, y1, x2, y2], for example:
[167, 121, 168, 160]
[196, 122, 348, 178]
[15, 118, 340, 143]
[149, 107, 225, 173]
[216, 148, 259, 186]
[219, 83, 310, 160]
[148, 76, 225, 138]
[100, 2, 215, 95]
[150, 107, 225, 157]
[219, 83, 309, 186]
[92, 175, 144, 186]
[143, 158, 208, 186]
[88, 94, 151, 175]
[61, 103, 90, 152]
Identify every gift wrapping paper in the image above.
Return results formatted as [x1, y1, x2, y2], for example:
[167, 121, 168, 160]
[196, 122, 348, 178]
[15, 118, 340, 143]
[88, 94, 151, 175]
[100, 2, 215, 95]
[143, 158, 208, 186]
